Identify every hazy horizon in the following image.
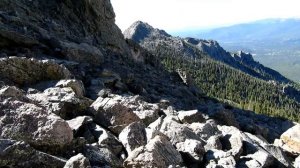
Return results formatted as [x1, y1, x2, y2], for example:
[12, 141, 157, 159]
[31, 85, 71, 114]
[111, 0, 300, 32]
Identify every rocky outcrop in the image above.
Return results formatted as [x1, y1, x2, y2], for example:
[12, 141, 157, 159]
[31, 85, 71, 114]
[0, 57, 71, 86]
[0, 0, 299, 167]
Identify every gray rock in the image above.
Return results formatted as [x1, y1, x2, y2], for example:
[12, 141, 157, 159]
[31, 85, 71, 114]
[59, 42, 104, 66]
[238, 150, 274, 168]
[56, 79, 86, 97]
[64, 153, 91, 168]
[119, 122, 147, 154]
[0, 139, 66, 168]
[0, 99, 73, 148]
[27, 87, 92, 119]
[188, 120, 221, 140]
[90, 124, 123, 155]
[0, 86, 24, 98]
[205, 135, 223, 151]
[275, 124, 300, 155]
[67, 116, 93, 133]
[83, 145, 122, 168]
[178, 110, 205, 124]
[124, 135, 183, 167]
[159, 116, 201, 145]
[175, 139, 205, 165]
[295, 156, 300, 168]
[0, 57, 71, 85]
[90, 95, 141, 134]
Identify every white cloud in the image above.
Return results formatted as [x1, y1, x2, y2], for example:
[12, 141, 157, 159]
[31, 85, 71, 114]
[111, 0, 300, 32]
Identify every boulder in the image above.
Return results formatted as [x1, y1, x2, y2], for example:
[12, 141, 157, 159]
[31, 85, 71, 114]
[119, 122, 147, 154]
[0, 139, 66, 168]
[188, 120, 221, 140]
[0, 86, 24, 98]
[0, 99, 73, 148]
[64, 153, 91, 168]
[56, 79, 85, 97]
[67, 117, 123, 155]
[275, 124, 300, 155]
[27, 87, 92, 119]
[83, 145, 122, 168]
[238, 150, 274, 168]
[90, 95, 141, 134]
[175, 139, 205, 165]
[0, 57, 71, 86]
[159, 116, 201, 145]
[59, 42, 104, 66]
[204, 135, 223, 151]
[90, 123, 123, 155]
[178, 110, 205, 124]
[124, 135, 183, 167]
[210, 109, 239, 128]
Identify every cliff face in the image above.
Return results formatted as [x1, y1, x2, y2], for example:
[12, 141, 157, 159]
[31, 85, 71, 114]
[0, 1, 299, 168]
[0, 0, 129, 58]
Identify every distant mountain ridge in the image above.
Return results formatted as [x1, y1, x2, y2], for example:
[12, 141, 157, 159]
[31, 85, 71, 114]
[124, 21, 291, 83]
[177, 18, 300, 43]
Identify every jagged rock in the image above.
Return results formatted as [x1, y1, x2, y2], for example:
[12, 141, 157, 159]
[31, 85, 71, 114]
[64, 153, 91, 168]
[90, 123, 123, 155]
[177, 110, 205, 124]
[119, 122, 147, 154]
[0, 86, 24, 98]
[175, 139, 205, 166]
[0, 99, 73, 148]
[67, 116, 93, 133]
[56, 79, 85, 97]
[123, 95, 160, 125]
[59, 42, 104, 66]
[295, 156, 300, 168]
[159, 116, 201, 145]
[90, 95, 141, 134]
[238, 150, 274, 168]
[83, 145, 122, 168]
[205, 126, 243, 166]
[0, 28, 39, 47]
[188, 120, 221, 140]
[275, 124, 300, 155]
[205, 135, 223, 151]
[0, 57, 71, 85]
[0, 139, 66, 168]
[124, 135, 183, 167]
[27, 87, 92, 119]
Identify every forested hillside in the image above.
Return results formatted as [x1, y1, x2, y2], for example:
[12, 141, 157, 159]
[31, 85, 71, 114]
[124, 21, 300, 122]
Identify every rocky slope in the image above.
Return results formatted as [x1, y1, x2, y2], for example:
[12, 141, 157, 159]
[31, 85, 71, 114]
[0, 0, 299, 168]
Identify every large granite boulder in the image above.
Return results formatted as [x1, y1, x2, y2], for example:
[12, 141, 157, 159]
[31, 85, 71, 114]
[0, 99, 73, 149]
[90, 94, 141, 134]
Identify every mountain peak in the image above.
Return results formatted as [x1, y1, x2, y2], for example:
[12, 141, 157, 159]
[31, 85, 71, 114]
[124, 21, 171, 42]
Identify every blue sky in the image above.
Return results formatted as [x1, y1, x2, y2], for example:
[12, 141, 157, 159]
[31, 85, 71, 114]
[111, 0, 300, 32]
